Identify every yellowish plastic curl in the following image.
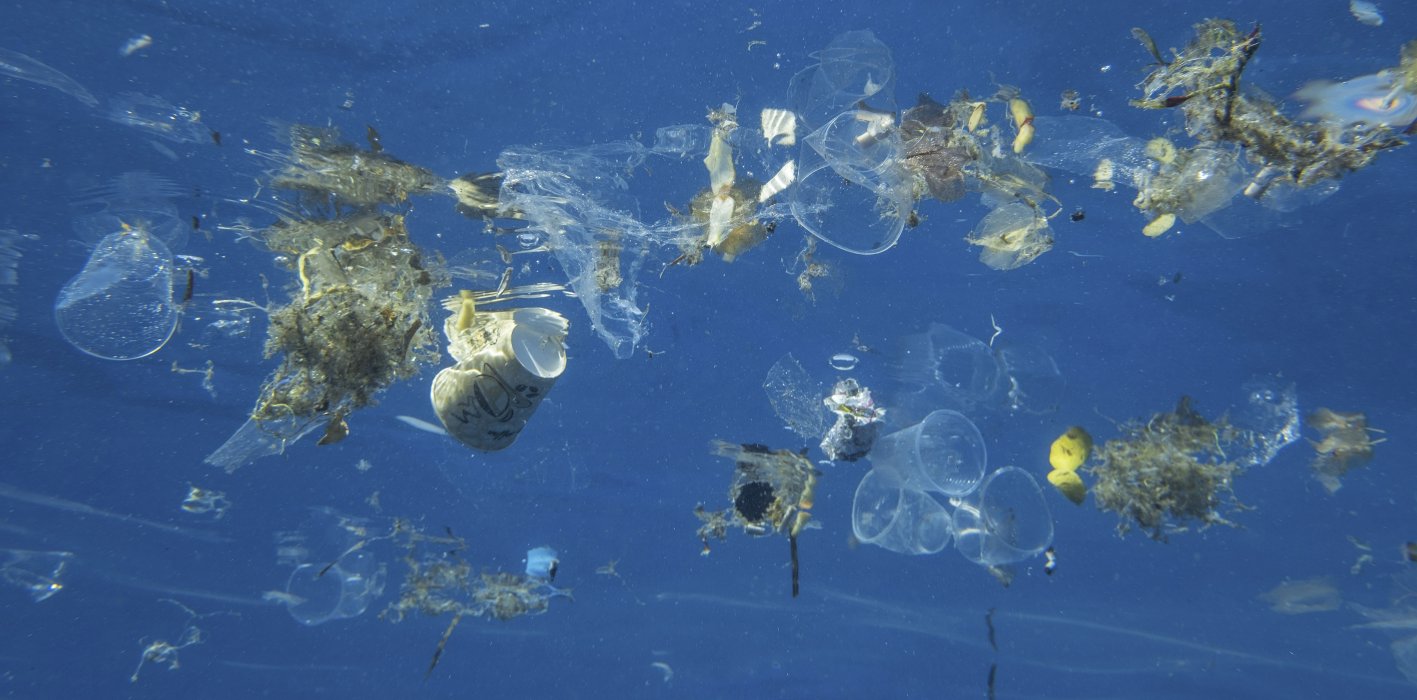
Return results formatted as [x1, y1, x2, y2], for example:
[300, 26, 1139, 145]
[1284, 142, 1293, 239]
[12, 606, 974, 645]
[1009, 97, 1035, 154]
[1143, 212, 1176, 238]
[967, 101, 987, 132]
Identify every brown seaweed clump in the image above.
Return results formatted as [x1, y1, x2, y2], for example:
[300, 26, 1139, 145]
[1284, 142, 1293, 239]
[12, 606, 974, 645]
[1131, 20, 1408, 200]
[898, 93, 976, 204]
[253, 213, 442, 430]
[1088, 397, 1244, 540]
[379, 524, 569, 676]
[694, 441, 820, 597]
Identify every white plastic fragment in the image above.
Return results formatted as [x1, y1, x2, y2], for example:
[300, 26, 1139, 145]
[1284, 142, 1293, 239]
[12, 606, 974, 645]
[704, 129, 736, 195]
[760, 108, 797, 147]
[705, 195, 736, 248]
[120, 34, 153, 57]
[758, 160, 796, 203]
[1349, 0, 1383, 26]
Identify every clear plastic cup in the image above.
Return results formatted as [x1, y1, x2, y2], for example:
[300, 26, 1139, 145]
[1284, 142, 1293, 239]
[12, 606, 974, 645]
[953, 466, 1054, 566]
[851, 468, 953, 555]
[868, 409, 987, 496]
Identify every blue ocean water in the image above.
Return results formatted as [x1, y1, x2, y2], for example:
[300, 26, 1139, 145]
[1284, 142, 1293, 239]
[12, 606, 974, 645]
[1, 0, 1416, 697]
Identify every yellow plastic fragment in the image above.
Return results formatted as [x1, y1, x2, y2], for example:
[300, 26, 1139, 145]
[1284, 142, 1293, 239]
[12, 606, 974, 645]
[967, 101, 987, 132]
[1013, 122, 1035, 154]
[1145, 137, 1178, 165]
[798, 471, 818, 510]
[1047, 469, 1087, 505]
[454, 290, 477, 332]
[1008, 97, 1033, 128]
[1009, 97, 1035, 153]
[1048, 426, 1093, 472]
[1143, 212, 1177, 237]
[790, 510, 812, 537]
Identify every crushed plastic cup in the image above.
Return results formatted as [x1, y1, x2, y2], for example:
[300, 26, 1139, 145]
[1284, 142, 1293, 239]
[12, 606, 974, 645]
[431, 307, 568, 451]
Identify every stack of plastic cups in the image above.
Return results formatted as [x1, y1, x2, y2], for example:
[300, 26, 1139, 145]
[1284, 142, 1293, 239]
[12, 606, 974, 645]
[852, 409, 987, 555]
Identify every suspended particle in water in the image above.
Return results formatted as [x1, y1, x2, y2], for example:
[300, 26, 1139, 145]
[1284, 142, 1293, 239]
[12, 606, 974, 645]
[1350, 0, 1383, 26]
[119, 34, 153, 57]
[106, 93, 205, 143]
[651, 661, 674, 682]
[129, 599, 233, 682]
[0, 549, 72, 601]
[180, 484, 230, 519]
[171, 361, 216, 398]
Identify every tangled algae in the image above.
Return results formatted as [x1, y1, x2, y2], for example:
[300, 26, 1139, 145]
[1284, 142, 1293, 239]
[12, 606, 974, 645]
[374, 524, 568, 677]
[269, 124, 443, 207]
[1131, 20, 1410, 203]
[255, 213, 441, 426]
[383, 538, 566, 625]
[207, 126, 447, 471]
[1088, 397, 1244, 539]
[695, 441, 820, 596]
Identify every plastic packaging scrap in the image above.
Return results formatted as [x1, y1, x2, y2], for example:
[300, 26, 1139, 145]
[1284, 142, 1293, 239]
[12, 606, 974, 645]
[782, 36, 1065, 262]
[965, 201, 1053, 271]
[1228, 376, 1301, 469]
[695, 441, 819, 548]
[763, 352, 833, 441]
[524, 546, 559, 582]
[430, 290, 569, 452]
[376, 522, 570, 676]
[819, 378, 885, 462]
[1048, 377, 1297, 531]
[496, 141, 666, 359]
[492, 104, 805, 359]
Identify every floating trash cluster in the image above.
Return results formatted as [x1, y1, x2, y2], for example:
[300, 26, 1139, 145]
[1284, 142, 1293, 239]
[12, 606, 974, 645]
[2, 13, 1412, 689]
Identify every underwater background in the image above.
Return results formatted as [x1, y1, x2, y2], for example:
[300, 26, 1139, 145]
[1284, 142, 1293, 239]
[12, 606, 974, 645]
[1, 0, 1416, 697]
